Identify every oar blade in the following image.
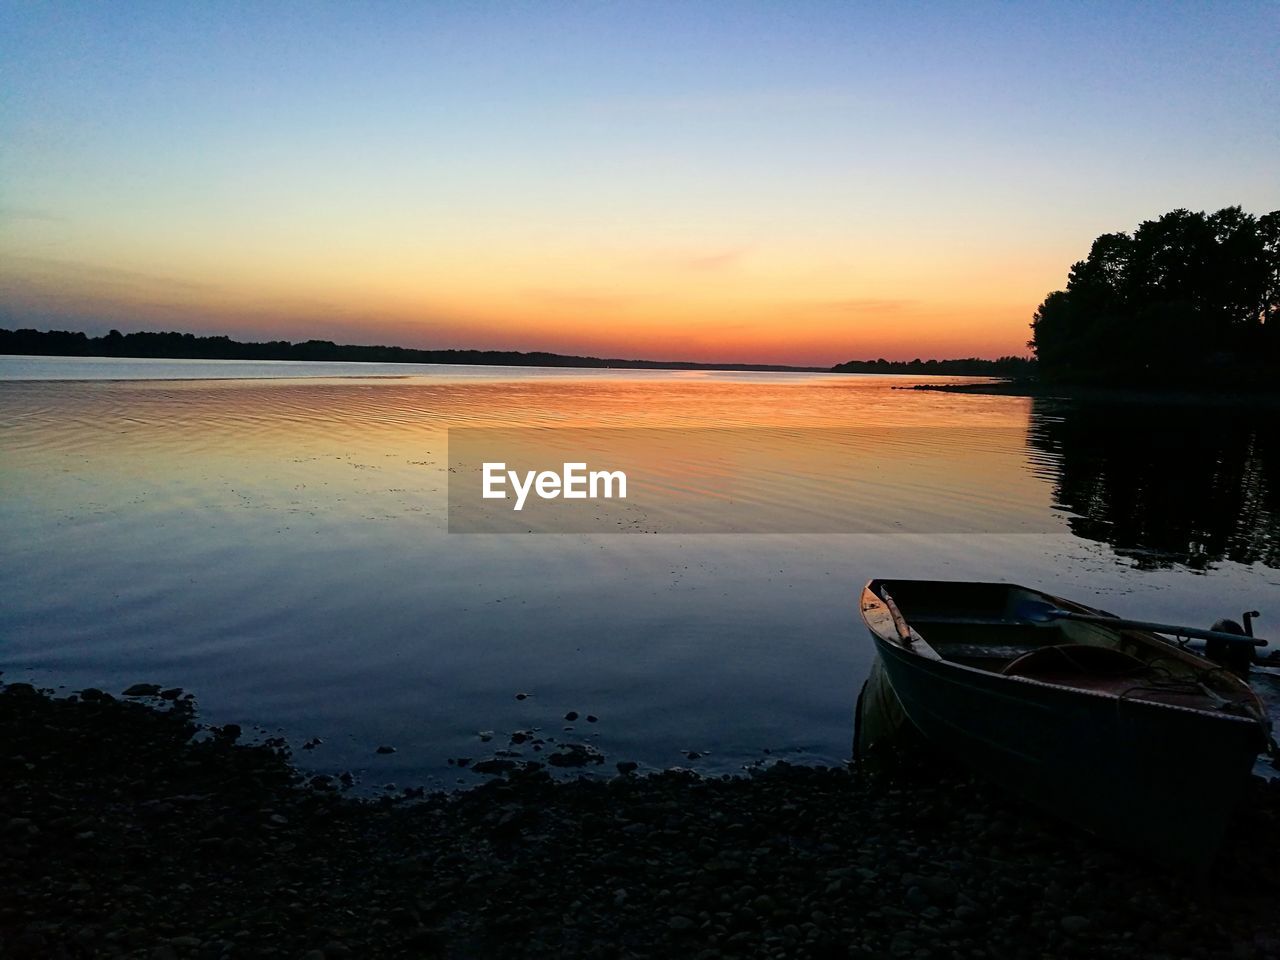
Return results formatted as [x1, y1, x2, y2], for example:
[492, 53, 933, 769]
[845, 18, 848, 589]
[1014, 599, 1065, 624]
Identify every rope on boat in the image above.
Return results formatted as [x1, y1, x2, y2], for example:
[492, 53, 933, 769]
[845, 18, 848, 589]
[1114, 677, 1265, 730]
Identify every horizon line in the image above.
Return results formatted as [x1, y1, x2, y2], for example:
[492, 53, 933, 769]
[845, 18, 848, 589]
[0, 324, 1035, 373]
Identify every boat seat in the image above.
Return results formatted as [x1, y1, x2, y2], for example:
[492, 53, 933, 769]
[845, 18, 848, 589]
[935, 643, 1046, 659]
[1000, 643, 1147, 681]
[903, 615, 1024, 626]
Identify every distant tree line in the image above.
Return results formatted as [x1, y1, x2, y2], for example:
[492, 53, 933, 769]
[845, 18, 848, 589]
[0, 328, 819, 372]
[1030, 206, 1279, 383]
[830, 356, 1035, 376]
[0, 327, 1044, 375]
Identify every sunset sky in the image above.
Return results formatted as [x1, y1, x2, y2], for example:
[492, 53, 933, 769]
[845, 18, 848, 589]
[2, 2, 1277, 365]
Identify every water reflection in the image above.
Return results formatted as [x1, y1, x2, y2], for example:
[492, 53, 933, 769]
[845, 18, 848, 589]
[1029, 400, 1280, 571]
[2, 364, 1277, 791]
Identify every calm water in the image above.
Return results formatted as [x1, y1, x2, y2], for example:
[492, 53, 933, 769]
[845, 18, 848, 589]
[1, 356, 1277, 789]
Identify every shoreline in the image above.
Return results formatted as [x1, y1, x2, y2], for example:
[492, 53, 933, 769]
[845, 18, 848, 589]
[4, 680, 1279, 958]
[906, 379, 1280, 406]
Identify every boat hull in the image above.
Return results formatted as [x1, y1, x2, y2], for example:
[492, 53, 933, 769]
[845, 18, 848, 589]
[870, 631, 1264, 866]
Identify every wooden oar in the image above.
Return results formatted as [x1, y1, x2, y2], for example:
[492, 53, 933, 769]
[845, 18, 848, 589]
[1016, 600, 1268, 648]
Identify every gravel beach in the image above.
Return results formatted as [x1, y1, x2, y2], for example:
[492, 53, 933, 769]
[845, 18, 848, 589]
[3, 680, 1278, 960]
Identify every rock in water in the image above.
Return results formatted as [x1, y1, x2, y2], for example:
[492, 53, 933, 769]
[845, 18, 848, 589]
[546, 743, 605, 767]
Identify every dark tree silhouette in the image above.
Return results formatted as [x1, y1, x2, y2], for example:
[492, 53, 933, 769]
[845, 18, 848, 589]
[1029, 207, 1280, 384]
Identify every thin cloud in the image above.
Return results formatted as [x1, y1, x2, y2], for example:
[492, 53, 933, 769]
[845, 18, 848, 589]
[646, 247, 750, 272]
[823, 297, 919, 314]
[585, 89, 857, 117]
[0, 255, 214, 295]
[0, 206, 67, 223]
[521, 288, 646, 309]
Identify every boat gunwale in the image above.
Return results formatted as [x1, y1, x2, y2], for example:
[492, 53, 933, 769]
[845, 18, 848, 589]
[860, 580, 1268, 728]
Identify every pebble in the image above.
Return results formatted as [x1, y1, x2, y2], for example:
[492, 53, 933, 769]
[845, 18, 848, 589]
[1061, 914, 1091, 935]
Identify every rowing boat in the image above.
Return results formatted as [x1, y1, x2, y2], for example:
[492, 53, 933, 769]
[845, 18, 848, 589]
[858, 578, 1272, 865]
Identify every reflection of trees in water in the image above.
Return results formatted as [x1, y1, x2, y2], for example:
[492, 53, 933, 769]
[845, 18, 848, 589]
[1028, 400, 1280, 570]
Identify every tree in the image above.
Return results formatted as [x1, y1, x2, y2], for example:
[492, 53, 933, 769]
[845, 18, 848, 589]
[1029, 206, 1280, 382]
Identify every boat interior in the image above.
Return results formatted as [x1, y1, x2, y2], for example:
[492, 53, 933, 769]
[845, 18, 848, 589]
[868, 579, 1260, 715]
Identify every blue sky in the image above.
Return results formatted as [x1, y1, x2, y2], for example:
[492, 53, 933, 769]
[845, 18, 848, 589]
[2, 1, 1276, 362]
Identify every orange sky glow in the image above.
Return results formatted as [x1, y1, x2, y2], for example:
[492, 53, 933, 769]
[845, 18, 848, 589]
[2, 4, 1276, 366]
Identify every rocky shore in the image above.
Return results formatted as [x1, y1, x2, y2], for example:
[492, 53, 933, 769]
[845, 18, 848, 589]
[3, 680, 1279, 960]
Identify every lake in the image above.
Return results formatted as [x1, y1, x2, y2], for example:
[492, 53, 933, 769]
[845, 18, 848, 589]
[1, 355, 1276, 789]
